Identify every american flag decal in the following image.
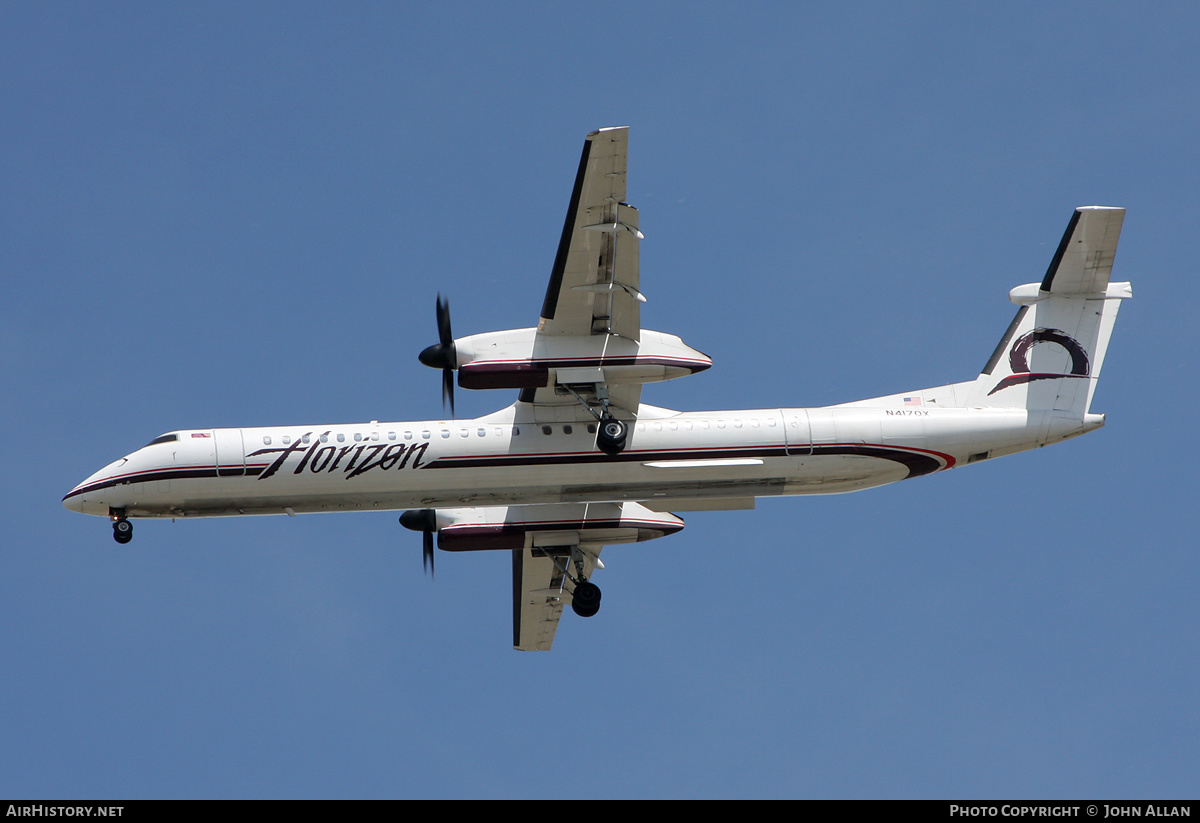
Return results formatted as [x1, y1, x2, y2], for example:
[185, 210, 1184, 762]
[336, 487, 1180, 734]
[191, 432, 211, 438]
[903, 396, 923, 406]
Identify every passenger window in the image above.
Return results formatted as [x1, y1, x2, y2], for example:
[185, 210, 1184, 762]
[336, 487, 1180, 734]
[320, 434, 329, 443]
[542, 426, 552, 435]
[422, 430, 431, 440]
[717, 420, 726, 429]
[587, 424, 596, 434]
[440, 430, 450, 439]
[669, 422, 678, 431]
[460, 429, 469, 438]
[302, 434, 311, 444]
[512, 426, 520, 436]
[282, 435, 291, 445]
[354, 433, 362, 442]
[563, 425, 572, 435]
[337, 433, 346, 443]
[388, 432, 396, 440]
[263, 436, 272, 445]
[371, 432, 380, 441]
[404, 431, 413, 440]
[478, 428, 486, 437]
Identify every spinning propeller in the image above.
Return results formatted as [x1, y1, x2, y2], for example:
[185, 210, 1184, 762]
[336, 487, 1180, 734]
[417, 294, 456, 416]
[399, 508, 438, 577]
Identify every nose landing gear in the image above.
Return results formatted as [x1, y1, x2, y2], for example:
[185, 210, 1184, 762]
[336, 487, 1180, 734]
[110, 508, 132, 544]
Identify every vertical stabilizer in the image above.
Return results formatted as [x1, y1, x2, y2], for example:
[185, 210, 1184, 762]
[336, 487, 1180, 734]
[969, 207, 1132, 415]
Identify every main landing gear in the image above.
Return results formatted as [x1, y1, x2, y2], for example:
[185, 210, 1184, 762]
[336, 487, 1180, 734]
[110, 508, 132, 544]
[596, 415, 628, 457]
[535, 544, 603, 617]
[567, 545, 603, 617]
[572, 579, 602, 618]
[560, 383, 630, 456]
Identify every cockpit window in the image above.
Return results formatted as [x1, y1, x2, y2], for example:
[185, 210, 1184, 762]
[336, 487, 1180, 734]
[144, 433, 179, 447]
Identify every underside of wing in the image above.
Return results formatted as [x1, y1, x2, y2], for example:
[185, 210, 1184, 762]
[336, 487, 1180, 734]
[430, 501, 683, 651]
[450, 128, 707, 426]
[539, 126, 642, 341]
[512, 544, 597, 652]
[520, 127, 646, 418]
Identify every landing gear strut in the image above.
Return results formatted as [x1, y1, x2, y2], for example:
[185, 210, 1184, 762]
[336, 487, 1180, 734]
[568, 546, 601, 617]
[537, 544, 604, 617]
[110, 508, 132, 544]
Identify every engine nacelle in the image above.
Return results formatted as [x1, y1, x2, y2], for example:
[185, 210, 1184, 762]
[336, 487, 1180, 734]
[452, 328, 711, 390]
[433, 502, 684, 552]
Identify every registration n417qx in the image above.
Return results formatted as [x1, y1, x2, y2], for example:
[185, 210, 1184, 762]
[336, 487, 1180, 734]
[64, 127, 1132, 650]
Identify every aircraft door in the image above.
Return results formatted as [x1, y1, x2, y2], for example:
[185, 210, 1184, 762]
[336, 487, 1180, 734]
[783, 410, 811, 455]
[214, 428, 245, 477]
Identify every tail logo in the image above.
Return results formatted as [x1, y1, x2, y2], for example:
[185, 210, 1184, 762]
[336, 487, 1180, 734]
[988, 327, 1090, 395]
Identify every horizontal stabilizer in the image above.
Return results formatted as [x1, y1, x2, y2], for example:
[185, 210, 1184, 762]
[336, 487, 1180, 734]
[1040, 206, 1125, 295]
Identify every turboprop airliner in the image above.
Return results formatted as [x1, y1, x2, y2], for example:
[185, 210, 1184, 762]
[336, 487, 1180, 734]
[64, 127, 1132, 650]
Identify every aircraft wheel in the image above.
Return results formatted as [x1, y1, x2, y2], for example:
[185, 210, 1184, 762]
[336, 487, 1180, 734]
[596, 418, 627, 456]
[112, 519, 133, 544]
[572, 580, 601, 617]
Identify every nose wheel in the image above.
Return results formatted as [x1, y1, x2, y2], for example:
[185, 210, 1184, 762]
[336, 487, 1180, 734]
[111, 510, 133, 544]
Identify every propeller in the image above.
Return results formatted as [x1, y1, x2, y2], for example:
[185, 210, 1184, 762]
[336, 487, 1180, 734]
[417, 293, 456, 416]
[399, 509, 438, 577]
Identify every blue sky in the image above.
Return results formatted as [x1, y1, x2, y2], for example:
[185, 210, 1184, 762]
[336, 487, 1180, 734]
[3, 3, 1197, 798]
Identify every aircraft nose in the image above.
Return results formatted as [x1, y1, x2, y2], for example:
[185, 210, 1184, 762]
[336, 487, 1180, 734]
[63, 457, 126, 516]
[62, 487, 85, 513]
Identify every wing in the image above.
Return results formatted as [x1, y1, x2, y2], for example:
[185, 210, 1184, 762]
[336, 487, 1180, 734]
[521, 127, 644, 416]
[539, 126, 643, 340]
[503, 502, 682, 651]
[432, 501, 681, 650]
[512, 543, 601, 651]
[1040, 206, 1125, 295]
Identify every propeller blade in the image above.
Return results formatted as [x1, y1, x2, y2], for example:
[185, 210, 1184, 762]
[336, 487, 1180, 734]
[400, 508, 438, 579]
[417, 294, 457, 417]
[422, 529, 434, 578]
[436, 293, 453, 346]
[442, 367, 455, 417]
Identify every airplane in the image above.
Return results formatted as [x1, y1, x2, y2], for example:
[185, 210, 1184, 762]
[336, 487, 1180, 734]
[63, 126, 1132, 650]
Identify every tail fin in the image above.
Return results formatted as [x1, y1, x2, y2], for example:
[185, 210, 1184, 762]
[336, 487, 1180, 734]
[969, 206, 1132, 415]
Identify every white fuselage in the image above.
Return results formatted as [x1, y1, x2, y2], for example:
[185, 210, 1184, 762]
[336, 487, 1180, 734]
[62, 399, 1097, 522]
